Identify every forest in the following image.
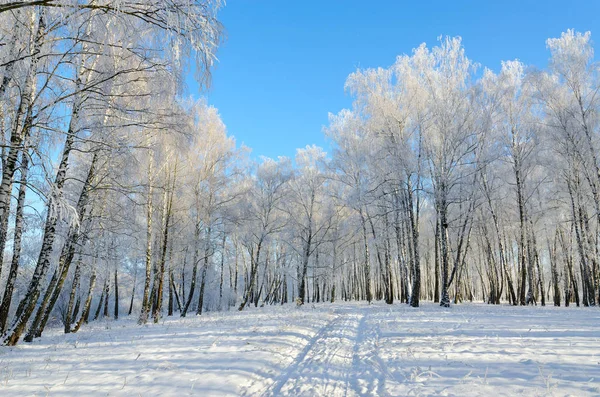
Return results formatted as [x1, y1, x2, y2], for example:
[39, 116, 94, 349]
[0, 0, 599, 349]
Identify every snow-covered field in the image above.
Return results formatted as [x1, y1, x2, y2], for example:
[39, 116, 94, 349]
[1, 302, 599, 396]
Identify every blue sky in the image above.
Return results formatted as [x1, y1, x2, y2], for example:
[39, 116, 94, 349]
[187, 0, 600, 160]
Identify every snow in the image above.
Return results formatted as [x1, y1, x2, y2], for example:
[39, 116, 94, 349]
[1, 302, 599, 396]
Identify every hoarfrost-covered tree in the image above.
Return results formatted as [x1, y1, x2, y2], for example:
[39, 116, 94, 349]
[0, 0, 223, 345]
[404, 38, 480, 307]
[238, 157, 292, 311]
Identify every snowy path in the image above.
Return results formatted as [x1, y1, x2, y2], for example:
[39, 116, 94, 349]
[263, 310, 358, 396]
[1, 302, 599, 396]
[262, 307, 388, 396]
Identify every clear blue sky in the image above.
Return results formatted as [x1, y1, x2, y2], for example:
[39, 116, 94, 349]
[187, 0, 600, 160]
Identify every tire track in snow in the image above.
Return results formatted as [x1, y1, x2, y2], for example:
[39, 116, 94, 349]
[351, 309, 391, 396]
[262, 309, 362, 397]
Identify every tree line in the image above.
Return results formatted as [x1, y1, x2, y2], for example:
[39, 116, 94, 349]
[0, 2, 598, 346]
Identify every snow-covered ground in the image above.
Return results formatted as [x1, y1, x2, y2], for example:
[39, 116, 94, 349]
[1, 302, 599, 396]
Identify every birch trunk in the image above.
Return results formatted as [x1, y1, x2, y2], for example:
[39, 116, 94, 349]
[4, 113, 79, 345]
[64, 258, 81, 333]
[71, 271, 96, 333]
[239, 239, 262, 311]
[139, 151, 154, 324]
[514, 157, 528, 306]
[0, 11, 43, 282]
[153, 167, 174, 323]
[181, 222, 200, 317]
[438, 184, 450, 307]
[25, 153, 97, 340]
[197, 225, 212, 315]
[406, 185, 420, 307]
[0, 151, 28, 333]
[114, 268, 119, 320]
[359, 210, 372, 303]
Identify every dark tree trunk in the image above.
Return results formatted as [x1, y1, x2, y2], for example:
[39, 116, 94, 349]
[218, 233, 226, 309]
[114, 268, 119, 320]
[298, 226, 313, 305]
[406, 186, 420, 307]
[71, 271, 97, 333]
[360, 211, 372, 303]
[239, 239, 262, 311]
[128, 266, 137, 316]
[103, 277, 110, 318]
[434, 220, 440, 303]
[168, 270, 174, 316]
[170, 272, 182, 313]
[153, 172, 174, 323]
[64, 259, 81, 333]
[438, 187, 450, 308]
[182, 224, 200, 317]
[197, 226, 212, 315]
[94, 282, 106, 321]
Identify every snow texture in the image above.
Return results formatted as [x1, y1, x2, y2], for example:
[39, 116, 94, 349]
[1, 302, 599, 396]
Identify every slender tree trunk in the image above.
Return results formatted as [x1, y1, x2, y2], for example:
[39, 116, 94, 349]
[559, 228, 579, 307]
[128, 266, 137, 316]
[71, 271, 97, 333]
[529, 222, 545, 306]
[170, 272, 182, 313]
[153, 167, 174, 323]
[168, 270, 174, 316]
[438, 185, 451, 307]
[182, 227, 200, 316]
[180, 251, 186, 309]
[0, 151, 28, 333]
[218, 233, 226, 309]
[72, 297, 80, 325]
[549, 234, 561, 306]
[139, 152, 154, 324]
[114, 268, 119, 320]
[515, 163, 528, 306]
[299, 225, 313, 305]
[64, 259, 81, 333]
[239, 239, 262, 311]
[407, 185, 420, 307]
[234, 242, 239, 296]
[197, 225, 212, 315]
[360, 210, 372, 303]
[103, 276, 110, 318]
[94, 282, 106, 321]
[384, 214, 394, 304]
[434, 220, 440, 303]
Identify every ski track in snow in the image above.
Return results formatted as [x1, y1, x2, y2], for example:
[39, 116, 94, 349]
[0, 302, 599, 396]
